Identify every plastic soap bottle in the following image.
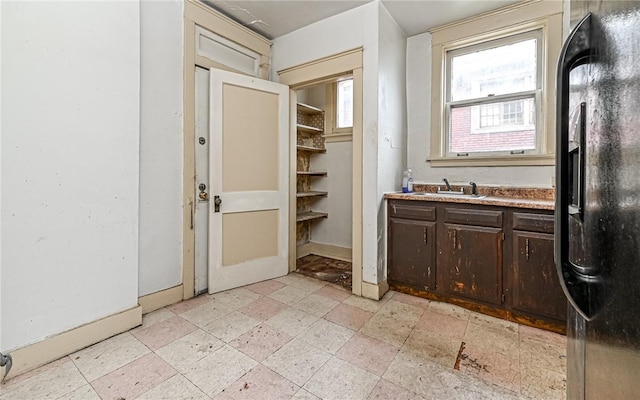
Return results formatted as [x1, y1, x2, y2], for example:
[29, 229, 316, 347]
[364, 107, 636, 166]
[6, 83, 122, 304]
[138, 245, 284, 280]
[402, 167, 414, 193]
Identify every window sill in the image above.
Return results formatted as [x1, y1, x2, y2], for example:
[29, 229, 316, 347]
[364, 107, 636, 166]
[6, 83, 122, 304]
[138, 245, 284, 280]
[427, 154, 554, 167]
[323, 132, 352, 143]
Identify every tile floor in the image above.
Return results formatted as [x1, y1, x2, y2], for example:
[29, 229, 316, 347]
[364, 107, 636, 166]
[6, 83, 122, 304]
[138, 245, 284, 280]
[0, 273, 567, 400]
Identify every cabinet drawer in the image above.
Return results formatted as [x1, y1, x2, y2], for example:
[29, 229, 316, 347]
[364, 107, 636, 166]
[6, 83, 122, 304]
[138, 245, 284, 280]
[444, 207, 503, 227]
[389, 201, 436, 221]
[512, 212, 554, 233]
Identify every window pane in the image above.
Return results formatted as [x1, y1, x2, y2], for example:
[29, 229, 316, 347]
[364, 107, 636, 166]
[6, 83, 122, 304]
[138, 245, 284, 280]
[337, 79, 353, 128]
[451, 38, 537, 101]
[450, 98, 536, 153]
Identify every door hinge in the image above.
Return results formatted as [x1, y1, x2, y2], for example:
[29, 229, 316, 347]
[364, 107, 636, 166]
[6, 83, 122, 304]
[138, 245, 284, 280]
[501, 293, 505, 303]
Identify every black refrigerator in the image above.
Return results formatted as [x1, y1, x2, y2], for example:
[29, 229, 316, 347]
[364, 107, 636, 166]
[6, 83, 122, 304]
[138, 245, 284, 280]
[556, 1, 640, 398]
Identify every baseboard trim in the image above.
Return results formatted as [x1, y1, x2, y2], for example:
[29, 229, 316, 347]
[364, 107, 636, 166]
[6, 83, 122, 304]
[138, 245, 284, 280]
[361, 279, 389, 301]
[296, 242, 352, 262]
[3, 305, 142, 380]
[138, 285, 184, 314]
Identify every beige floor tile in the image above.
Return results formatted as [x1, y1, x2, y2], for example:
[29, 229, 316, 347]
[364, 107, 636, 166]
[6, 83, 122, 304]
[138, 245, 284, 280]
[90, 353, 176, 400]
[133, 308, 177, 332]
[469, 312, 519, 334]
[428, 301, 472, 320]
[298, 318, 355, 354]
[519, 335, 566, 374]
[183, 345, 257, 398]
[343, 295, 385, 313]
[291, 388, 321, 400]
[359, 302, 422, 348]
[313, 285, 352, 302]
[268, 285, 312, 306]
[56, 384, 100, 400]
[230, 324, 292, 362]
[520, 365, 566, 400]
[0, 359, 86, 400]
[1, 356, 70, 388]
[131, 316, 198, 350]
[384, 351, 503, 399]
[136, 374, 210, 400]
[415, 308, 469, 340]
[324, 303, 374, 331]
[459, 341, 520, 393]
[266, 307, 319, 336]
[71, 332, 150, 382]
[180, 300, 236, 328]
[335, 333, 399, 377]
[245, 279, 286, 296]
[262, 338, 331, 386]
[390, 292, 431, 309]
[238, 297, 289, 321]
[367, 378, 424, 400]
[275, 273, 326, 292]
[402, 328, 462, 368]
[519, 325, 566, 348]
[215, 364, 298, 400]
[294, 294, 339, 318]
[303, 357, 379, 400]
[203, 311, 261, 343]
[167, 294, 213, 315]
[464, 322, 520, 356]
[208, 287, 262, 309]
[155, 329, 225, 374]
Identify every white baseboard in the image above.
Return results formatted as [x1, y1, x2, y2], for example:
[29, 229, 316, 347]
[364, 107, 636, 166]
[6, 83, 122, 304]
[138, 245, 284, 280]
[361, 279, 389, 301]
[296, 242, 352, 262]
[3, 305, 142, 380]
[138, 285, 184, 314]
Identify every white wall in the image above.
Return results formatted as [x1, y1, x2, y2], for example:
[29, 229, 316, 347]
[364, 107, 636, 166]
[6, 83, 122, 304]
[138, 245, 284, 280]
[139, 0, 184, 297]
[376, 3, 406, 280]
[406, 33, 555, 188]
[1, 1, 140, 351]
[272, 2, 382, 284]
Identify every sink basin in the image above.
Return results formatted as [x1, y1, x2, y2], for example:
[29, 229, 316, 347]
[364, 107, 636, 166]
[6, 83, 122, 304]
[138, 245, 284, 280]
[408, 192, 487, 199]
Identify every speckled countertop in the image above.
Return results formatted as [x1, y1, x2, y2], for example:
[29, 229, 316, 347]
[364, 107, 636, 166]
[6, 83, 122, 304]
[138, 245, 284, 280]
[384, 184, 555, 210]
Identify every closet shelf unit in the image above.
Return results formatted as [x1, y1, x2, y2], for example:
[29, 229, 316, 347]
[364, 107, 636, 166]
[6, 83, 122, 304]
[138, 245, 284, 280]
[296, 102, 328, 245]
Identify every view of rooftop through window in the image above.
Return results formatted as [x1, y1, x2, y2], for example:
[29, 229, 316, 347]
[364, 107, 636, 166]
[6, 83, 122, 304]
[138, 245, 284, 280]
[448, 36, 539, 154]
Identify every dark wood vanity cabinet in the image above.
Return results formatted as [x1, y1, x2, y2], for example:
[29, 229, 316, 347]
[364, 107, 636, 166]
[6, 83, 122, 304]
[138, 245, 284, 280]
[388, 200, 566, 333]
[388, 202, 437, 291]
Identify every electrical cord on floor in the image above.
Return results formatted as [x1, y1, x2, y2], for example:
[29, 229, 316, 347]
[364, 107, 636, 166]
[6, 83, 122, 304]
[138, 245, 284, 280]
[0, 352, 12, 382]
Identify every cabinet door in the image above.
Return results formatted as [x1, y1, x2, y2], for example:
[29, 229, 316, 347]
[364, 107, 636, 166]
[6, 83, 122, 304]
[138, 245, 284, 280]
[388, 218, 437, 291]
[441, 224, 503, 305]
[512, 231, 567, 321]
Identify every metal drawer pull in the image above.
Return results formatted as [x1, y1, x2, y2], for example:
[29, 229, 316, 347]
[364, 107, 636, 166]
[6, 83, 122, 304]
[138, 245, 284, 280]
[525, 238, 530, 260]
[424, 227, 427, 244]
[452, 230, 457, 249]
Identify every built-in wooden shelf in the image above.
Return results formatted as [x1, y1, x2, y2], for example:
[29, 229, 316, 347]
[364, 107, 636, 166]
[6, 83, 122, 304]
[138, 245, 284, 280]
[297, 103, 324, 114]
[297, 145, 326, 153]
[297, 124, 323, 134]
[297, 171, 327, 176]
[296, 211, 328, 223]
[296, 191, 328, 198]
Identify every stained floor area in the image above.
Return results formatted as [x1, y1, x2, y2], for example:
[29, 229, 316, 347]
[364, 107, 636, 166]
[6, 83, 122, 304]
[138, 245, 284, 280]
[0, 273, 567, 400]
[295, 255, 352, 289]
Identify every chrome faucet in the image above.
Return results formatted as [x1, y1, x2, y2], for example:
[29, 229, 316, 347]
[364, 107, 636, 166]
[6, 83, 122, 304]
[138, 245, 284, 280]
[443, 178, 453, 191]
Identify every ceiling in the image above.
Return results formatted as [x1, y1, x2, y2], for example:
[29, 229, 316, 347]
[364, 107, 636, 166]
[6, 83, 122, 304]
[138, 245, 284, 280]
[204, 0, 522, 39]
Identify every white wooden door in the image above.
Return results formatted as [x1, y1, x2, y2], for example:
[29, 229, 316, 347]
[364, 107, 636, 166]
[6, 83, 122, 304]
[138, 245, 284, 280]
[208, 69, 289, 293]
[194, 67, 210, 295]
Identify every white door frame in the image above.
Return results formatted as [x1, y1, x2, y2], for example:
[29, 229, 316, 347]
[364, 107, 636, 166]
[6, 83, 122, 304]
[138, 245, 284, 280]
[278, 48, 364, 296]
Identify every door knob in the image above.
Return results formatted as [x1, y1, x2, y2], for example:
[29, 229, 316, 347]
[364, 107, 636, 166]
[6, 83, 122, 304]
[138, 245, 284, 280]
[199, 191, 209, 200]
[214, 195, 222, 212]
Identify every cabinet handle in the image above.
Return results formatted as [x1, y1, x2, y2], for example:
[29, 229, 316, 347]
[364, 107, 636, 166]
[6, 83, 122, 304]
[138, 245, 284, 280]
[452, 230, 457, 249]
[525, 238, 530, 260]
[424, 227, 427, 244]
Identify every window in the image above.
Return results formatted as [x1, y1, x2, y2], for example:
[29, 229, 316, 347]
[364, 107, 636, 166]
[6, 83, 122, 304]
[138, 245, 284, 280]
[325, 77, 353, 142]
[446, 31, 541, 156]
[428, 1, 563, 165]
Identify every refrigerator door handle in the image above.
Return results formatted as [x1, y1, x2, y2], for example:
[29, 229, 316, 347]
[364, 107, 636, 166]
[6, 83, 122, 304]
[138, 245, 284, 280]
[556, 13, 602, 320]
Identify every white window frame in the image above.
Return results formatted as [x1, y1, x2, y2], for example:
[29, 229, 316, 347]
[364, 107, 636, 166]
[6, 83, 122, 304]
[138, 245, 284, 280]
[428, 1, 563, 166]
[324, 77, 353, 143]
[444, 29, 543, 157]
